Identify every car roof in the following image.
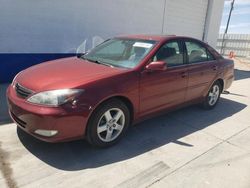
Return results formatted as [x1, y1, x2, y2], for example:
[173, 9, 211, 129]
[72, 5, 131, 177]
[116, 34, 196, 42]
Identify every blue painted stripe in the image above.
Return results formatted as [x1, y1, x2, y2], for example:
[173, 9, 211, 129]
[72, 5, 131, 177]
[0, 54, 75, 83]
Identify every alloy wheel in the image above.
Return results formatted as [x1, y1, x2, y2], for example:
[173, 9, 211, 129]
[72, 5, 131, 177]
[97, 108, 125, 142]
[208, 84, 220, 106]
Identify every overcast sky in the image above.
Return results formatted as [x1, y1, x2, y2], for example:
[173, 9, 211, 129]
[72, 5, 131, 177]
[220, 0, 250, 34]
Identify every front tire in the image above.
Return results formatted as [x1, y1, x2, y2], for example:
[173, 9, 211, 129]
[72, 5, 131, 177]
[202, 81, 222, 110]
[86, 99, 130, 147]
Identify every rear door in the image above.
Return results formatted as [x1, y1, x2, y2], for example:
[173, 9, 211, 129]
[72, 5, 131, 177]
[184, 40, 218, 101]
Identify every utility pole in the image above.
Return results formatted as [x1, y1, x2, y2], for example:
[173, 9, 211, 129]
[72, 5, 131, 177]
[220, 0, 235, 54]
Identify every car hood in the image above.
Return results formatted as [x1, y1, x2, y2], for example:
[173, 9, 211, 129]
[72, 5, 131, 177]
[16, 57, 127, 91]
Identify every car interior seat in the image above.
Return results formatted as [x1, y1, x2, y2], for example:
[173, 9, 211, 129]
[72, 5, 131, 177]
[156, 47, 176, 61]
[189, 50, 204, 62]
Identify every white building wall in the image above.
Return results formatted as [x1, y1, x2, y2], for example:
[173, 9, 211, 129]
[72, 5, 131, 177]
[0, 0, 165, 53]
[0, 0, 224, 53]
[204, 0, 225, 48]
[163, 0, 208, 39]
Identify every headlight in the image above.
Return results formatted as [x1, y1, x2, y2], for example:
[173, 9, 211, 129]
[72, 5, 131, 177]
[27, 89, 84, 106]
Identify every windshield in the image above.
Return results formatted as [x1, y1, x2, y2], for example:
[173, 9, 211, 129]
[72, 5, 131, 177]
[82, 38, 157, 68]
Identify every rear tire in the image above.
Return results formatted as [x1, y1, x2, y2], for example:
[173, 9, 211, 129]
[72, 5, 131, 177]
[86, 99, 130, 147]
[202, 81, 222, 110]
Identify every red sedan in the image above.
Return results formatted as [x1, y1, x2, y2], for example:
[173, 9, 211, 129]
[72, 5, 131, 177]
[7, 35, 234, 147]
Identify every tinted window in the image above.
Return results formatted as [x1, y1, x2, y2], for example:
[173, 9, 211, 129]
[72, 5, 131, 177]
[185, 41, 215, 63]
[153, 41, 184, 67]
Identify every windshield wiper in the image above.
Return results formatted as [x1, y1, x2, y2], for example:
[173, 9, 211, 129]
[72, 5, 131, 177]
[81, 56, 114, 68]
[93, 60, 114, 68]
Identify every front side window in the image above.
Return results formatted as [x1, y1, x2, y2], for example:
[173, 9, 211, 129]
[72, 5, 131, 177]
[185, 41, 215, 63]
[82, 38, 157, 68]
[153, 41, 184, 67]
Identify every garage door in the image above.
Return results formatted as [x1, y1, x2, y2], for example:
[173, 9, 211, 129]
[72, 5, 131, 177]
[163, 0, 209, 39]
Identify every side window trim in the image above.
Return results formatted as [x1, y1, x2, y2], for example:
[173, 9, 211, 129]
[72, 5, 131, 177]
[205, 48, 216, 61]
[180, 39, 188, 65]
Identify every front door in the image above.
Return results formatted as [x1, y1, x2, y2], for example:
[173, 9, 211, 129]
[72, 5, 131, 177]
[139, 40, 188, 116]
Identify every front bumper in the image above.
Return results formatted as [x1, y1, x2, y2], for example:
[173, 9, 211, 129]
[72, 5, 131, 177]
[7, 85, 90, 143]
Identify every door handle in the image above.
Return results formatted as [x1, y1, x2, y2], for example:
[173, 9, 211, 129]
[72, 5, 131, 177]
[181, 72, 188, 78]
[212, 65, 218, 71]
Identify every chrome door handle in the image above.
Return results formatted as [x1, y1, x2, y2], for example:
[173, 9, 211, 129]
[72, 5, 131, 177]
[212, 65, 218, 70]
[181, 72, 188, 78]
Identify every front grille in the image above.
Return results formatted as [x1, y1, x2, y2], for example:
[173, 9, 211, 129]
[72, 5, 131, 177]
[15, 83, 33, 98]
[11, 112, 27, 128]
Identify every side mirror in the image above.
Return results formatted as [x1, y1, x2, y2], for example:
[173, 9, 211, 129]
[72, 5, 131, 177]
[145, 61, 167, 72]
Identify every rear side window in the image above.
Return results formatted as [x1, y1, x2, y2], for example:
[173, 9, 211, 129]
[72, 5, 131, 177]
[185, 41, 215, 63]
[153, 41, 184, 67]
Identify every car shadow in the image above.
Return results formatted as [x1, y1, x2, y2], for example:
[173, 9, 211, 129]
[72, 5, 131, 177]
[234, 69, 250, 81]
[17, 97, 246, 171]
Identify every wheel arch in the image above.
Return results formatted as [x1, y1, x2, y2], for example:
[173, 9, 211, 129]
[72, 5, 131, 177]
[203, 78, 224, 98]
[216, 78, 224, 92]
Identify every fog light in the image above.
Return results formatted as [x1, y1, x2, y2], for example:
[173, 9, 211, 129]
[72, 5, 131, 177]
[34, 129, 58, 137]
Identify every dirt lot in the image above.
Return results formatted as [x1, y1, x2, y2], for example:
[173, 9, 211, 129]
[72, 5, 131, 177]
[0, 59, 250, 188]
